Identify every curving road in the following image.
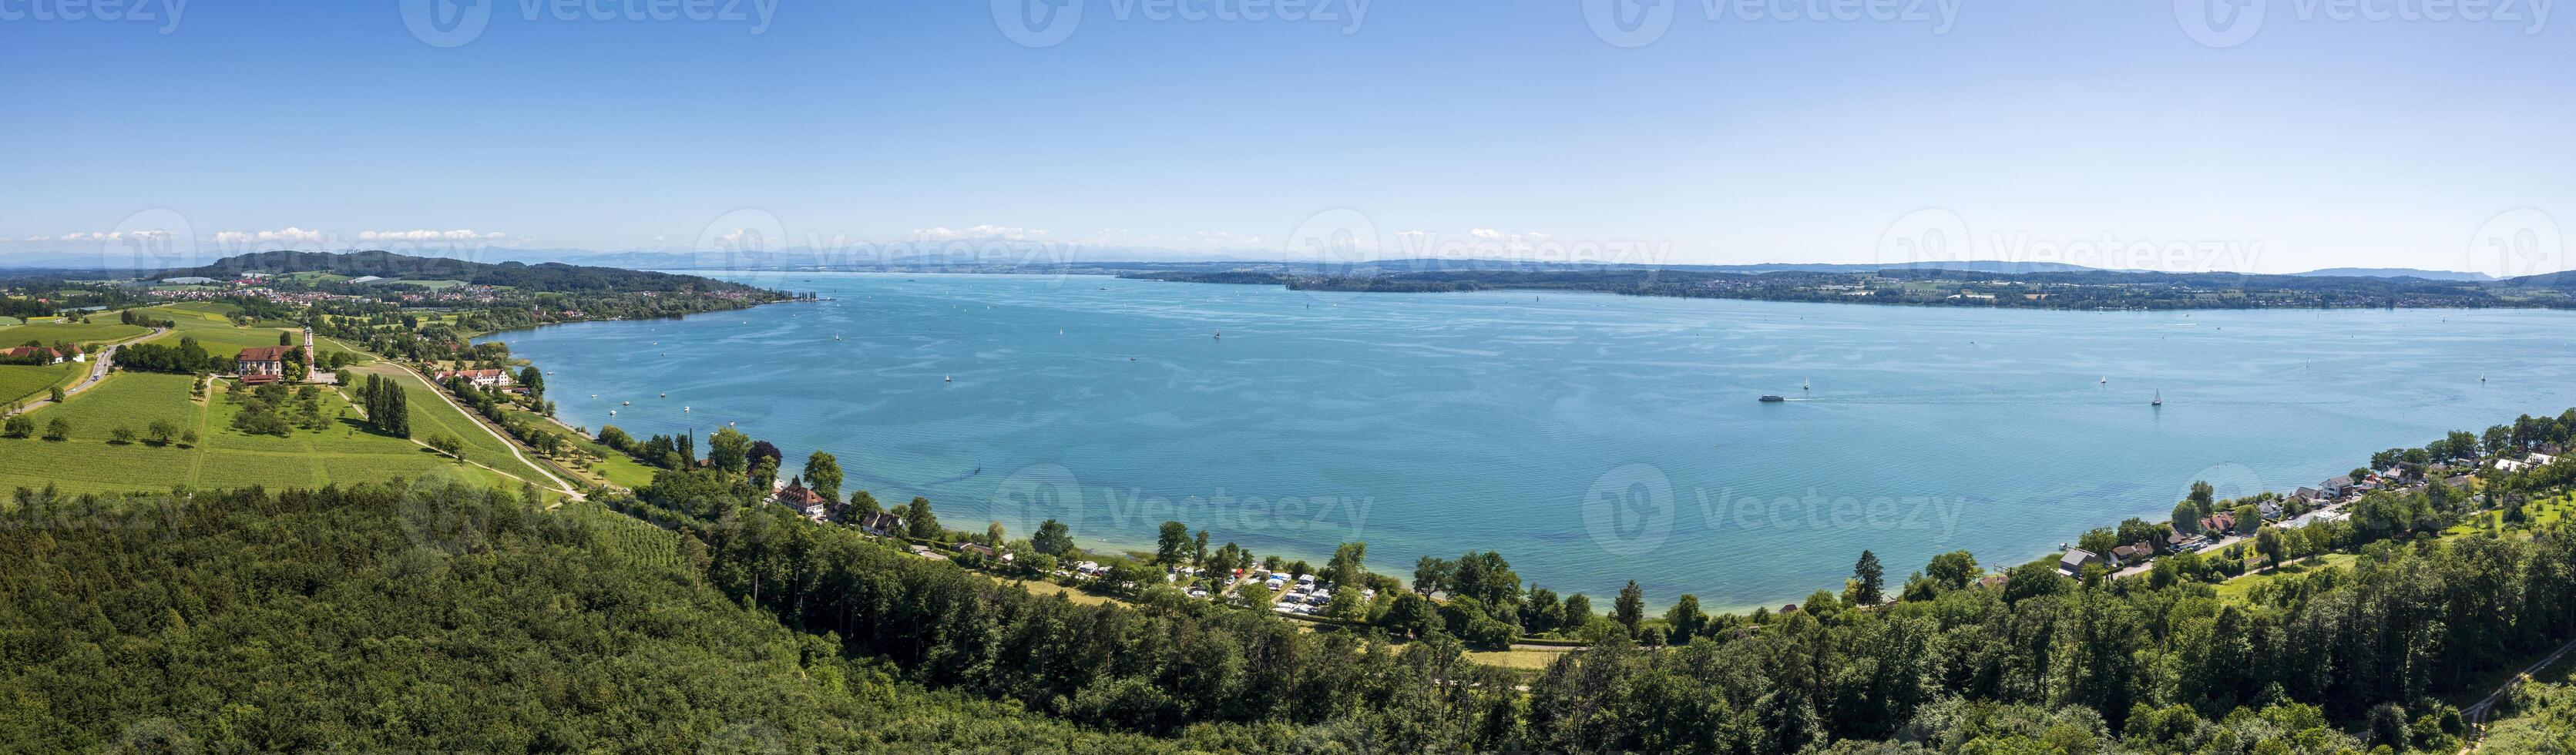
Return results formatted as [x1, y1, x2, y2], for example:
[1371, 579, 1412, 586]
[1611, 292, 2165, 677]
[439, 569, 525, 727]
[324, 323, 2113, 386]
[3, 326, 166, 418]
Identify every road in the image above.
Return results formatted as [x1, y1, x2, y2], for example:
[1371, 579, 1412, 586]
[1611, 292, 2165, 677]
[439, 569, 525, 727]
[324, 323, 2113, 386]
[2460, 632, 2576, 749]
[3, 327, 166, 418]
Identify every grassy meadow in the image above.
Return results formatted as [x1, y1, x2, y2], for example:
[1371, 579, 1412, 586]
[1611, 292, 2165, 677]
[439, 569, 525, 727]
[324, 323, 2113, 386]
[0, 371, 526, 495]
[0, 362, 82, 407]
[0, 319, 148, 347]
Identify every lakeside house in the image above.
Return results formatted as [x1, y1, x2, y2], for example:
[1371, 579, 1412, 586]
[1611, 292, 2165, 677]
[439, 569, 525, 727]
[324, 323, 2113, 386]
[0, 346, 67, 364]
[2057, 549, 2107, 577]
[857, 511, 904, 538]
[2319, 475, 2355, 498]
[235, 345, 296, 384]
[2201, 512, 2238, 535]
[2111, 543, 2155, 564]
[772, 484, 832, 522]
[2290, 487, 2323, 503]
[2256, 500, 2283, 520]
[434, 367, 515, 390]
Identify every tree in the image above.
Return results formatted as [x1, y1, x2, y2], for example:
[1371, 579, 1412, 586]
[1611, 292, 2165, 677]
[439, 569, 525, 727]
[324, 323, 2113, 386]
[519, 366, 544, 398]
[1612, 580, 1645, 635]
[428, 433, 464, 461]
[849, 490, 881, 518]
[109, 426, 136, 445]
[707, 427, 752, 474]
[2188, 480, 2215, 512]
[905, 497, 939, 539]
[43, 418, 70, 441]
[747, 455, 778, 492]
[180, 429, 198, 447]
[1380, 591, 1436, 639]
[2171, 502, 2204, 535]
[279, 331, 292, 346]
[1412, 555, 1453, 596]
[802, 451, 842, 502]
[3, 415, 31, 438]
[1563, 593, 1594, 626]
[1324, 542, 1366, 588]
[48, 385, 63, 404]
[1850, 550, 1886, 606]
[1032, 518, 1074, 555]
[986, 521, 1006, 546]
[1664, 594, 1705, 643]
[1155, 521, 1190, 565]
[1925, 550, 1979, 591]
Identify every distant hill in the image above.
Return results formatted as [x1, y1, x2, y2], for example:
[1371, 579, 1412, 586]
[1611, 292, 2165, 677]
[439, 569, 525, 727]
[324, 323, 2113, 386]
[158, 250, 771, 294]
[2291, 267, 2496, 281]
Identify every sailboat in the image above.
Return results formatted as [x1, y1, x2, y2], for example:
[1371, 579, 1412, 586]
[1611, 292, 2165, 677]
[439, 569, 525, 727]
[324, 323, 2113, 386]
[943, 374, 952, 382]
[2099, 376, 2107, 384]
[1214, 331, 1221, 340]
[2151, 391, 2162, 407]
[1802, 378, 1810, 391]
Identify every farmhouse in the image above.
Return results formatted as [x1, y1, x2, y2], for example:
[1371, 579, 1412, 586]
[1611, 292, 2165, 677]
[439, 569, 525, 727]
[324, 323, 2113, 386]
[0, 346, 66, 364]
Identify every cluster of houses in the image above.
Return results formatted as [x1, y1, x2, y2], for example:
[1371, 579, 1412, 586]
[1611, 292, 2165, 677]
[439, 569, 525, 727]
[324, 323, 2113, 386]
[431, 367, 516, 391]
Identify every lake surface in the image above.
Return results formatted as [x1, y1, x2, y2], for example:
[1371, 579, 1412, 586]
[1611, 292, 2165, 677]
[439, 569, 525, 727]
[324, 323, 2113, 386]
[487, 273, 2576, 610]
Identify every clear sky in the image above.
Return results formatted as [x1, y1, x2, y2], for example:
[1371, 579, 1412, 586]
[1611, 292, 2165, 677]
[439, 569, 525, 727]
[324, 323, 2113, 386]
[2, 0, 2570, 273]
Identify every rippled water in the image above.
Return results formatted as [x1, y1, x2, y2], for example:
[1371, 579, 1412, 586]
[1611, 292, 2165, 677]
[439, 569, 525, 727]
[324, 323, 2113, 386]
[485, 273, 2576, 610]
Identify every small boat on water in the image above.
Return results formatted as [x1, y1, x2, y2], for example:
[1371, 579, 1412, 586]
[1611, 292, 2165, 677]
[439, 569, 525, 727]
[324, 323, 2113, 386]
[683, 406, 690, 412]
[1758, 395, 1788, 402]
[944, 374, 952, 382]
[1802, 378, 1810, 391]
[2100, 376, 2107, 384]
[2151, 391, 2162, 407]
[660, 393, 667, 398]
[620, 401, 630, 406]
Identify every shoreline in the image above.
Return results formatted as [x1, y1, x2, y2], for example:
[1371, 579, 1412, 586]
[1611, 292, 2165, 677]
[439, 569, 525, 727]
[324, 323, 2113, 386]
[471, 274, 2562, 616]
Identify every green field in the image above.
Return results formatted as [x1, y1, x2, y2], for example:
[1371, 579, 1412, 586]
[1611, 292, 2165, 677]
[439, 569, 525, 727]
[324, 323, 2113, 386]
[0, 362, 82, 407]
[0, 372, 526, 495]
[0, 320, 148, 347]
[138, 315, 297, 361]
[346, 364, 556, 485]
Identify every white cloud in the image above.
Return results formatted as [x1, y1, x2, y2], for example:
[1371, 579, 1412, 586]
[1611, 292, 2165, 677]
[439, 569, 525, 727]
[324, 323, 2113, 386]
[1469, 228, 1504, 239]
[911, 224, 1047, 241]
[213, 227, 325, 243]
[358, 229, 504, 242]
[25, 235, 51, 242]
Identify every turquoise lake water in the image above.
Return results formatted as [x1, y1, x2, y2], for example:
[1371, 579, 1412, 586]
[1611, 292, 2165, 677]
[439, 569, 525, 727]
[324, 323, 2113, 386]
[486, 272, 2576, 610]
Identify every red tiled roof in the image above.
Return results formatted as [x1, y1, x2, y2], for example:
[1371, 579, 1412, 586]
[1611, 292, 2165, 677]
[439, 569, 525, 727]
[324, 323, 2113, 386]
[237, 346, 297, 361]
[0, 346, 60, 360]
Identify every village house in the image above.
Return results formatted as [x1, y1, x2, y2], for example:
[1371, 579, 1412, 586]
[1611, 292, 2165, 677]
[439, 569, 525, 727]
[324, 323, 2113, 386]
[2111, 543, 2154, 564]
[2319, 475, 2355, 498]
[2291, 487, 2322, 503]
[2256, 500, 2284, 520]
[235, 345, 296, 384]
[2201, 512, 2238, 535]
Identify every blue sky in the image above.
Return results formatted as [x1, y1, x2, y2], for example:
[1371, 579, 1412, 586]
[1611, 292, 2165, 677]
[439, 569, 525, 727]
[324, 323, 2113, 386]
[2, 0, 2570, 273]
